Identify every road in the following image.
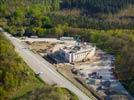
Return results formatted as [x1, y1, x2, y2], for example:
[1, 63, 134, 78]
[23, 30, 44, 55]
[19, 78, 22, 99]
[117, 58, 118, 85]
[2, 31, 92, 100]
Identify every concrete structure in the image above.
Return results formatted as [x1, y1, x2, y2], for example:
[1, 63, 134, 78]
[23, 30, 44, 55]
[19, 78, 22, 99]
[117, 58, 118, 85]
[60, 42, 96, 63]
[60, 36, 74, 41]
[30, 35, 38, 38]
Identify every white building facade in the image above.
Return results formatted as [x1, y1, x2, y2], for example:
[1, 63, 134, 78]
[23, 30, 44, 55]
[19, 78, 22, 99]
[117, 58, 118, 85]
[60, 43, 96, 63]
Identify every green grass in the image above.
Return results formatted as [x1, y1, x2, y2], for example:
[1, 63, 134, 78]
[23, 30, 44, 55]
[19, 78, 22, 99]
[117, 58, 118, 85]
[15, 86, 79, 100]
[55, 87, 79, 100]
[12, 77, 45, 99]
[12, 70, 79, 100]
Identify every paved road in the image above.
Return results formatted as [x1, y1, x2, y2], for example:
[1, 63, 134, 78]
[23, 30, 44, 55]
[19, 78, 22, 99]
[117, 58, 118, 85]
[3, 31, 92, 100]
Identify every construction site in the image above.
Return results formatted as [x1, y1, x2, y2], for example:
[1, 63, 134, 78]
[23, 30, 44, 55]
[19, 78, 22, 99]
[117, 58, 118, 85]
[22, 36, 130, 99]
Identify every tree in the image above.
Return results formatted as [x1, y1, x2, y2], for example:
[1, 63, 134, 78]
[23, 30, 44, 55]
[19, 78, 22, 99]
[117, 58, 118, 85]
[54, 23, 69, 37]
[28, 4, 43, 18]
[54, 24, 63, 37]
[42, 16, 52, 28]
[16, 27, 25, 37]
[0, 4, 9, 17]
[36, 27, 46, 37]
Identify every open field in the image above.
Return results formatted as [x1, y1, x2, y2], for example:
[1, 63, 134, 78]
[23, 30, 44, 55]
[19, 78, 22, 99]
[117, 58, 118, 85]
[28, 41, 55, 53]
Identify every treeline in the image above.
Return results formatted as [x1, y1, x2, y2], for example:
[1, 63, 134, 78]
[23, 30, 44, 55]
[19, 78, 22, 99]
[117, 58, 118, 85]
[61, 0, 134, 14]
[1, 0, 134, 30]
[0, 0, 61, 17]
[1, 0, 134, 16]
[48, 13, 134, 29]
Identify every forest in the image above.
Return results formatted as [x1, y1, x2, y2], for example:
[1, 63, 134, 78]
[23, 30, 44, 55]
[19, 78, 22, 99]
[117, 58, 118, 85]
[61, 0, 134, 14]
[1, 0, 134, 30]
[0, 0, 134, 96]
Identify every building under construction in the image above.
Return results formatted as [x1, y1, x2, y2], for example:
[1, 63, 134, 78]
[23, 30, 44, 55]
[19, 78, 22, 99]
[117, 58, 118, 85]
[59, 42, 96, 63]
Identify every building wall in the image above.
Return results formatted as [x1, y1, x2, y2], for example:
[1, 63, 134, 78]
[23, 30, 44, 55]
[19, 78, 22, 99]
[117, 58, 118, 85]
[60, 49, 72, 62]
[72, 47, 96, 62]
[60, 47, 96, 63]
[86, 47, 96, 59]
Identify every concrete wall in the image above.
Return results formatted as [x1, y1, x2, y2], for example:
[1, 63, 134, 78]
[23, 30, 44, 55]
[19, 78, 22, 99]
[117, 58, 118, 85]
[72, 47, 96, 62]
[60, 47, 96, 63]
